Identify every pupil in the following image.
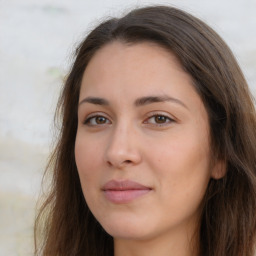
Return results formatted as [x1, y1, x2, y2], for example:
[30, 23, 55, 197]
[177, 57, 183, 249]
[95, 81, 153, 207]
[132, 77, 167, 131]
[156, 116, 166, 123]
[96, 117, 106, 124]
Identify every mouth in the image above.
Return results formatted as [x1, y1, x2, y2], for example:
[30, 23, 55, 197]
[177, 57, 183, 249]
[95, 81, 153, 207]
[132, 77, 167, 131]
[102, 179, 152, 204]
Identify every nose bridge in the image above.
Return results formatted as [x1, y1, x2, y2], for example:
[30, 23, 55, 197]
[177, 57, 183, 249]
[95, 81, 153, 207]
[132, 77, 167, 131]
[112, 119, 129, 142]
[105, 118, 141, 167]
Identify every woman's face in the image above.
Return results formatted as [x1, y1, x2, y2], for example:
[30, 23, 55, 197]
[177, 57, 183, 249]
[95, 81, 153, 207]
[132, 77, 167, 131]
[75, 41, 220, 242]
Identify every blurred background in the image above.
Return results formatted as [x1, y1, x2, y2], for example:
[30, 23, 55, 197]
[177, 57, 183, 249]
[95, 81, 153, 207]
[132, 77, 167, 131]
[0, 0, 255, 255]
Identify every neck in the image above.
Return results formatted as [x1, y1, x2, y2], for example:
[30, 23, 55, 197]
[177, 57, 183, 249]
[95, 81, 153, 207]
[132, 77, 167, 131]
[114, 225, 199, 256]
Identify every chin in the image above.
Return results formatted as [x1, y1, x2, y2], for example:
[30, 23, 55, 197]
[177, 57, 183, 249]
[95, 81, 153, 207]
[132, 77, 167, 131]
[99, 215, 156, 240]
[105, 227, 150, 241]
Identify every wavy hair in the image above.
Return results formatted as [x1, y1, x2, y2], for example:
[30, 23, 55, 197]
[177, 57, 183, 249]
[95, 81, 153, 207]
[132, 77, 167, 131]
[34, 5, 256, 256]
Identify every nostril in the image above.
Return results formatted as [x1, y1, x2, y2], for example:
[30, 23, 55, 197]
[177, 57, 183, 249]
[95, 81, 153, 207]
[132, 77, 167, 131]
[107, 161, 113, 167]
[107, 159, 133, 167]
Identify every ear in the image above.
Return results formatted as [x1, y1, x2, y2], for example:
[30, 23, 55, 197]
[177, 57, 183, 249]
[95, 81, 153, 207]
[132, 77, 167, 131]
[211, 159, 226, 180]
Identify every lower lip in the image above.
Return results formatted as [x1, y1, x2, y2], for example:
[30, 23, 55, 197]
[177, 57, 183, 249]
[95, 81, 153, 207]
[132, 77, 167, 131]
[104, 189, 151, 204]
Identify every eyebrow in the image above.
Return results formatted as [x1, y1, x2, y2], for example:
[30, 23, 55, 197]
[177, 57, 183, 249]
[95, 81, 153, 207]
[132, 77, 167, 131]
[134, 95, 187, 108]
[79, 95, 187, 109]
[79, 97, 109, 106]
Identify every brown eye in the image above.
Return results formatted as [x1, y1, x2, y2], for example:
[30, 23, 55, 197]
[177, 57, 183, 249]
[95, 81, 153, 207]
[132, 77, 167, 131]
[145, 114, 174, 127]
[84, 115, 111, 126]
[95, 116, 107, 124]
[155, 115, 168, 123]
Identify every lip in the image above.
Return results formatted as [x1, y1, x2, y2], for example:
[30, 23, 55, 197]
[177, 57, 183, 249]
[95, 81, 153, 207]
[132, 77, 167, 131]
[102, 180, 152, 204]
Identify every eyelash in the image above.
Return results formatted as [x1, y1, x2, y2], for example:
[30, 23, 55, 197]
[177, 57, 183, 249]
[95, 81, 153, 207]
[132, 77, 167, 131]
[83, 113, 175, 127]
[83, 114, 111, 126]
[144, 113, 175, 127]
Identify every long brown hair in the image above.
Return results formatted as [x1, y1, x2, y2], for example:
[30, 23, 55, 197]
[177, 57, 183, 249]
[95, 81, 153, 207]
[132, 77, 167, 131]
[34, 5, 256, 256]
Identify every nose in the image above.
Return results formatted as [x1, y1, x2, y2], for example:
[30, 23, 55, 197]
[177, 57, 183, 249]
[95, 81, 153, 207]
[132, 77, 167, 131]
[105, 123, 142, 169]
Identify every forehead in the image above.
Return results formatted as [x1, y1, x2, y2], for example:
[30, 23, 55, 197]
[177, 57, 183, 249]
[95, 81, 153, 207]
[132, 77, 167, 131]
[80, 41, 194, 98]
[85, 40, 183, 70]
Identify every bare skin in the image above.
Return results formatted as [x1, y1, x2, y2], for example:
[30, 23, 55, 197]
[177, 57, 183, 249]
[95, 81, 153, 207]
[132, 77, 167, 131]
[75, 41, 223, 256]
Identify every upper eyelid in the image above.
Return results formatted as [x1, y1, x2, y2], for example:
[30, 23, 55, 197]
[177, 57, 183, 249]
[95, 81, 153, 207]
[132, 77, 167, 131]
[84, 111, 111, 119]
[144, 111, 176, 120]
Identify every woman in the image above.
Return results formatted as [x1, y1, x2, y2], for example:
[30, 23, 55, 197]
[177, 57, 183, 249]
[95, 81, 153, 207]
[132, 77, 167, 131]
[34, 5, 256, 256]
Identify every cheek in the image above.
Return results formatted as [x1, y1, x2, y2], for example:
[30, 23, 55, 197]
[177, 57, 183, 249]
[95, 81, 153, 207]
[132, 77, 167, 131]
[75, 136, 104, 212]
[146, 129, 211, 201]
[75, 135, 103, 186]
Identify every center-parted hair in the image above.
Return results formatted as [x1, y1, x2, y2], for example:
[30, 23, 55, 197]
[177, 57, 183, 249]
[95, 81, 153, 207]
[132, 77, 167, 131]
[34, 5, 256, 256]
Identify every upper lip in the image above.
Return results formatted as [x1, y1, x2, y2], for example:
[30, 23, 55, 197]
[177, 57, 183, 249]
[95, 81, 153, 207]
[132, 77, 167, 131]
[102, 180, 152, 191]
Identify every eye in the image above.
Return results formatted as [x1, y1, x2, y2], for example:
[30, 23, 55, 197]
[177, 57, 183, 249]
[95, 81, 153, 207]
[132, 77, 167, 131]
[84, 115, 111, 126]
[144, 114, 175, 126]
